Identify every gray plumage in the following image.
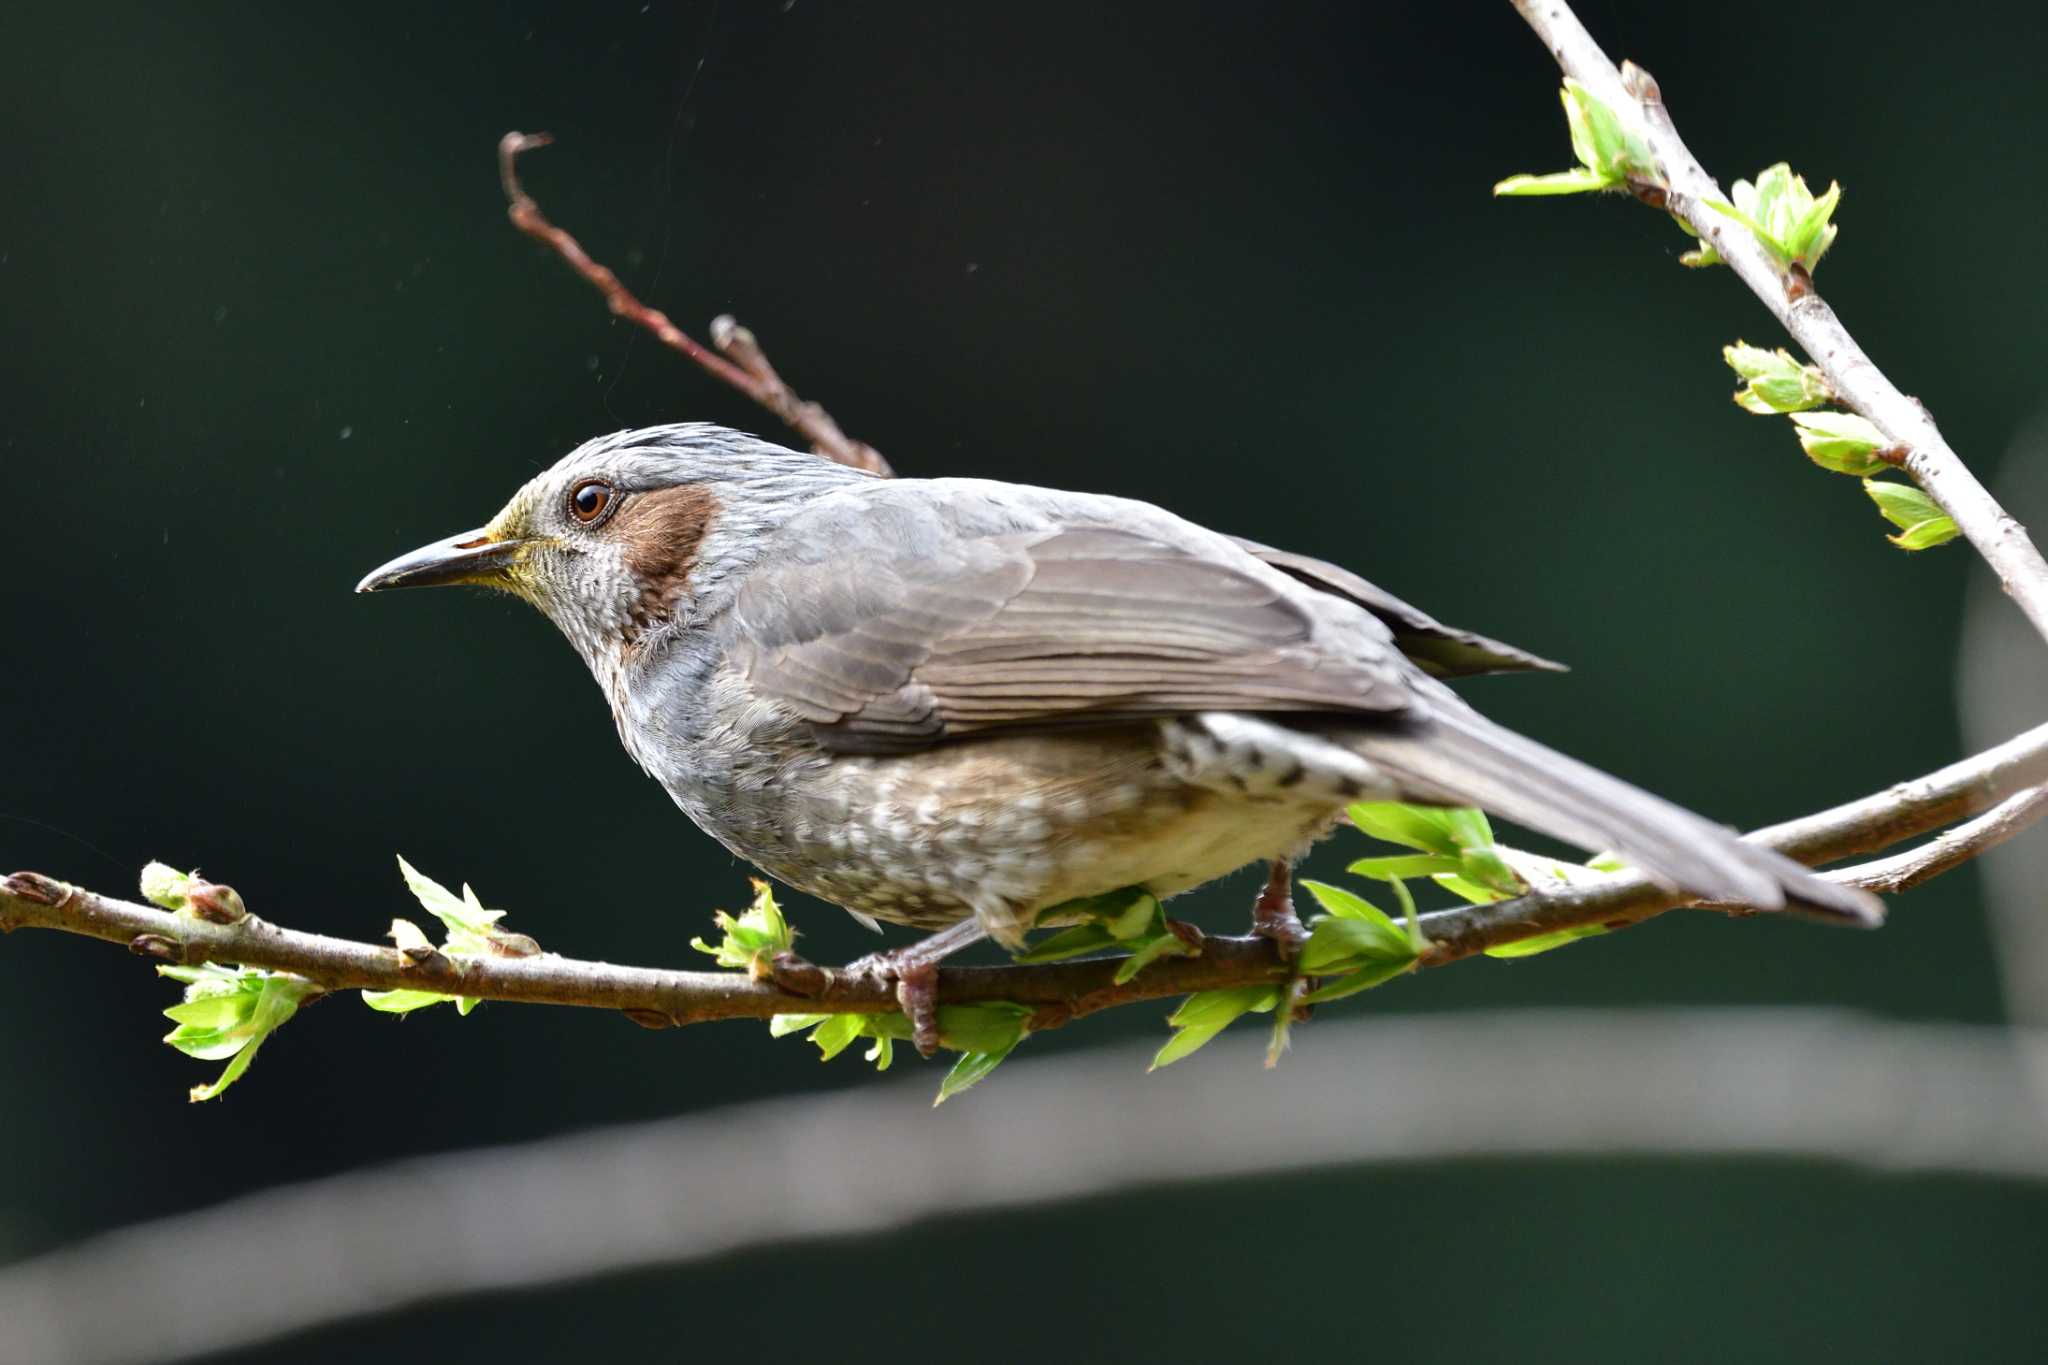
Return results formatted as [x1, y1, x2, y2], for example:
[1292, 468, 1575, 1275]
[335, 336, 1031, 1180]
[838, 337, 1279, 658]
[361, 422, 1881, 948]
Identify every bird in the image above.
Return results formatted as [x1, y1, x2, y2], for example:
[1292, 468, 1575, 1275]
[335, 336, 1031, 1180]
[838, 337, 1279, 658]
[358, 422, 1880, 1052]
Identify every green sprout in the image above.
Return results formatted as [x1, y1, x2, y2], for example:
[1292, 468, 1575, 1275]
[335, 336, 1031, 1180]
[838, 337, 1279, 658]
[361, 857, 540, 1016]
[160, 963, 317, 1102]
[1015, 886, 1200, 983]
[1863, 480, 1959, 550]
[689, 877, 795, 974]
[771, 1003, 1035, 1105]
[1703, 163, 1841, 271]
[1786, 411, 1893, 477]
[1494, 79, 1658, 197]
[1723, 342, 1830, 414]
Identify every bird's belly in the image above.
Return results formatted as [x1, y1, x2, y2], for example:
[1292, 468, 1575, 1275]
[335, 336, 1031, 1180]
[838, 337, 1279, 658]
[688, 723, 1339, 938]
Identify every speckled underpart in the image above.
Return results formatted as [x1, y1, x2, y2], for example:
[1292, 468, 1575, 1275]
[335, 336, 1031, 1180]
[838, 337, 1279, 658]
[656, 706, 1349, 945]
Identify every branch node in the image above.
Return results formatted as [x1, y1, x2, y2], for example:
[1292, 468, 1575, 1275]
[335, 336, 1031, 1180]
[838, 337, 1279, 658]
[767, 951, 829, 998]
[5, 872, 72, 908]
[128, 933, 184, 964]
[1619, 59, 1661, 105]
[624, 1009, 679, 1031]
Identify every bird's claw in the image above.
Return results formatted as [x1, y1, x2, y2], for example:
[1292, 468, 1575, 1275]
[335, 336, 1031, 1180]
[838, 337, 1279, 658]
[1251, 859, 1307, 958]
[841, 949, 943, 1058]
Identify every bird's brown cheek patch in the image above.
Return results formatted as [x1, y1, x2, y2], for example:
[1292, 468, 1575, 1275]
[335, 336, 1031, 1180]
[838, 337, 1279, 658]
[618, 484, 720, 635]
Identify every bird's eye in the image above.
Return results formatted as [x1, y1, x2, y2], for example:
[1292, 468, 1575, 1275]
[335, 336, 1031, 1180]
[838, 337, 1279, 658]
[568, 479, 615, 525]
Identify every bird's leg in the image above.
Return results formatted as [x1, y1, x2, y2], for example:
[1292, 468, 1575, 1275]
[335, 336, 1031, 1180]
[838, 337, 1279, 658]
[1251, 858, 1307, 956]
[842, 917, 988, 1059]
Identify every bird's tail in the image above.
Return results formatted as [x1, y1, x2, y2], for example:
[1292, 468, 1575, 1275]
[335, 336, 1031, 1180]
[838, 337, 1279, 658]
[1342, 707, 1881, 926]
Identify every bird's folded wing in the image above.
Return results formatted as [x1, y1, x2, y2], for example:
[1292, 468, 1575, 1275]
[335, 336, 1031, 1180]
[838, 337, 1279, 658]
[1230, 538, 1567, 680]
[728, 524, 1415, 753]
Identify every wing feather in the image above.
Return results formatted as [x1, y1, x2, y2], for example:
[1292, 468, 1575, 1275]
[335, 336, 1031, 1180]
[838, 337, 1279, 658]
[730, 518, 1414, 753]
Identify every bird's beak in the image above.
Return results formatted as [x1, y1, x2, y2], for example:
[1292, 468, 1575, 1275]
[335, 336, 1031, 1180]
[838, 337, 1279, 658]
[355, 530, 530, 593]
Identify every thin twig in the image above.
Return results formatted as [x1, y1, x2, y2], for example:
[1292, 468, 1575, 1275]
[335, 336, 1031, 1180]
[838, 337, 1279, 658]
[1828, 785, 2048, 895]
[1507, 1, 2048, 647]
[10, 718, 2047, 1019]
[497, 132, 892, 476]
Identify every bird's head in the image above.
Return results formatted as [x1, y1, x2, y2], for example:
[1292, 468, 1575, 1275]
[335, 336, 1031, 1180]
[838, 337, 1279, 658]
[356, 423, 867, 669]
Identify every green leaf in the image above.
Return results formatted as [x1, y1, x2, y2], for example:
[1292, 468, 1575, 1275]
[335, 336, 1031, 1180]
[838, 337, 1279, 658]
[935, 1034, 1024, 1106]
[1485, 924, 1611, 958]
[396, 856, 538, 958]
[930, 1005, 1033, 1103]
[162, 994, 252, 1031]
[1433, 872, 1506, 905]
[689, 878, 794, 971]
[1348, 803, 1460, 856]
[1494, 81, 1654, 200]
[1723, 341, 1828, 414]
[1297, 904, 1414, 974]
[1113, 931, 1193, 984]
[139, 862, 195, 911]
[1788, 411, 1890, 476]
[1299, 877, 1391, 925]
[807, 1013, 868, 1062]
[1705, 165, 1841, 269]
[769, 1012, 830, 1037]
[361, 988, 458, 1015]
[1018, 887, 1193, 982]
[1457, 845, 1526, 899]
[1862, 479, 1959, 550]
[1783, 180, 1841, 267]
[1492, 168, 1612, 197]
[1010, 924, 1119, 964]
[1563, 79, 1652, 180]
[1347, 854, 1459, 880]
[1300, 958, 1415, 1004]
[936, 1003, 1033, 1054]
[1150, 986, 1280, 1071]
[158, 966, 315, 1101]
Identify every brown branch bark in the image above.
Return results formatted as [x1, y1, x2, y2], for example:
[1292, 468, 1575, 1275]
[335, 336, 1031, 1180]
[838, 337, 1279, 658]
[498, 131, 892, 477]
[10, 718, 2047, 1025]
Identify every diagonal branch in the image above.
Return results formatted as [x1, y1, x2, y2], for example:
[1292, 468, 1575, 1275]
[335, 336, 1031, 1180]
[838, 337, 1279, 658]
[1508, 0, 2048, 647]
[10, 718, 2047, 1023]
[498, 131, 892, 477]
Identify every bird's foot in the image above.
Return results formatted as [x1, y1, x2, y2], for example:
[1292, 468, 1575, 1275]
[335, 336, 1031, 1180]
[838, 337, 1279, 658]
[1251, 859, 1307, 958]
[840, 918, 987, 1060]
[838, 947, 943, 1058]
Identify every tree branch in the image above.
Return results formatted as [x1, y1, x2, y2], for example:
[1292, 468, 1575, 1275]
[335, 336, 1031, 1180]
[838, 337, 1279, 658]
[498, 131, 892, 477]
[1508, 0, 2048, 647]
[10, 718, 2047, 1022]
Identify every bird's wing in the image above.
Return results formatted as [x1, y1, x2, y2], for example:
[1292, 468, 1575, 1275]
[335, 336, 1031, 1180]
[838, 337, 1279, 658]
[727, 499, 1416, 754]
[1229, 538, 1567, 679]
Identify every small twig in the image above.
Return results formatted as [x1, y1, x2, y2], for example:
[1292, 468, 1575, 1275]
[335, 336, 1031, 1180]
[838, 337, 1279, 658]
[498, 132, 892, 477]
[1827, 785, 2048, 896]
[1509, 1, 2048, 648]
[11, 719, 2048, 1021]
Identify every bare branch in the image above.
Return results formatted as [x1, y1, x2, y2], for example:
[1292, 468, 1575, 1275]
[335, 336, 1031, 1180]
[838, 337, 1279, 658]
[497, 132, 892, 476]
[10, 718, 2047, 1021]
[1828, 785, 2048, 896]
[1507, 1, 2048, 647]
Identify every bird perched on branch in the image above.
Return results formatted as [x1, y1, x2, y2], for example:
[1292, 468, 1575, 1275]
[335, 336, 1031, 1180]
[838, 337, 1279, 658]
[360, 423, 1879, 1051]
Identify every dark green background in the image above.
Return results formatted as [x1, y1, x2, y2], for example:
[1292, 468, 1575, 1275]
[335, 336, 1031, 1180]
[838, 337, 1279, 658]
[3, 2, 2043, 1360]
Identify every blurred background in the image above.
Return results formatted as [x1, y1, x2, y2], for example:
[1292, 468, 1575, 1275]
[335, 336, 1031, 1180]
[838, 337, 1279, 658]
[3, 1, 2046, 1360]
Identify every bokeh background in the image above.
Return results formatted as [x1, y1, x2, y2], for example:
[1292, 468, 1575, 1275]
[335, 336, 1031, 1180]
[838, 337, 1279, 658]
[4, 1, 2046, 1360]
